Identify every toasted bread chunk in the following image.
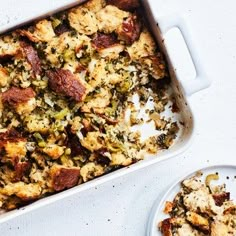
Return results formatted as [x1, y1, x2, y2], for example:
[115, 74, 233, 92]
[47, 69, 88, 102]
[18, 20, 55, 42]
[186, 211, 209, 233]
[117, 15, 141, 45]
[96, 5, 129, 33]
[80, 162, 104, 182]
[50, 165, 80, 191]
[68, 7, 98, 35]
[127, 30, 156, 60]
[0, 182, 41, 201]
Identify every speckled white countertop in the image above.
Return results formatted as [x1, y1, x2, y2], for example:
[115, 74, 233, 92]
[1, 0, 236, 235]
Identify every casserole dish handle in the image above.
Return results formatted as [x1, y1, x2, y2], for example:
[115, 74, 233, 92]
[156, 15, 211, 96]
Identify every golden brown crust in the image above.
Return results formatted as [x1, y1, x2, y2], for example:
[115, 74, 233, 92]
[117, 14, 141, 45]
[92, 32, 119, 49]
[158, 218, 173, 236]
[20, 41, 42, 77]
[1, 87, 36, 107]
[50, 166, 80, 191]
[47, 69, 87, 102]
[212, 192, 230, 207]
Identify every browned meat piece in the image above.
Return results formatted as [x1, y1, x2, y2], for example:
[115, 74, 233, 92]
[20, 41, 42, 77]
[117, 15, 141, 45]
[14, 161, 31, 182]
[106, 0, 140, 11]
[46, 69, 86, 102]
[158, 218, 173, 236]
[92, 32, 119, 49]
[50, 166, 80, 191]
[212, 192, 230, 206]
[1, 87, 36, 107]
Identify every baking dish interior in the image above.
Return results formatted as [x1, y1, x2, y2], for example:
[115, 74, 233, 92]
[0, 0, 194, 223]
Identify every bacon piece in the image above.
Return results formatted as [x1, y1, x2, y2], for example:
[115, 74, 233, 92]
[117, 15, 141, 45]
[46, 69, 86, 102]
[14, 161, 31, 182]
[213, 192, 230, 206]
[20, 41, 42, 77]
[50, 166, 80, 191]
[106, 0, 140, 11]
[92, 33, 119, 49]
[1, 87, 36, 107]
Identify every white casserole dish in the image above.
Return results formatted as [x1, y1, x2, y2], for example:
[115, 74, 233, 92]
[0, 0, 210, 223]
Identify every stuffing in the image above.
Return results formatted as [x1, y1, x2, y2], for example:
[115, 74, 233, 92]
[49, 165, 80, 191]
[0, 68, 10, 87]
[20, 41, 42, 77]
[127, 30, 156, 60]
[111, 152, 132, 166]
[84, 0, 106, 13]
[0, 0, 177, 212]
[0, 36, 20, 59]
[25, 114, 50, 133]
[159, 173, 236, 236]
[1, 87, 36, 115]
[186, 211, 209, 232]
[18, 20, 55, 42]
[68, 7, 98, 35]
[139, 54, 166, 80]
[176, 223, 204, 236]
[42, 144, 65, 159]
[87, 58, 107, 88]
[117, 15, 141, 45]
[45, 32, 90, 67]
[15, 97, 36, 115]
[81, 88, 111, 113]
[183, 188, 221, 216]
[98, 44, 124, 59]
[80, 162, 104, 182]
[211, 220, 229, 236]
[4, 141, 27, 159]
[70, 116, 82, 133]
[46, 68, 88, 102]
[96, 5, 129, 33]
[80, 131, 104, 151]
[0, 182, 41, 201]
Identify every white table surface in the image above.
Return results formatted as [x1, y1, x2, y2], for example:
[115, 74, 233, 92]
[1, 0, 236, 235]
